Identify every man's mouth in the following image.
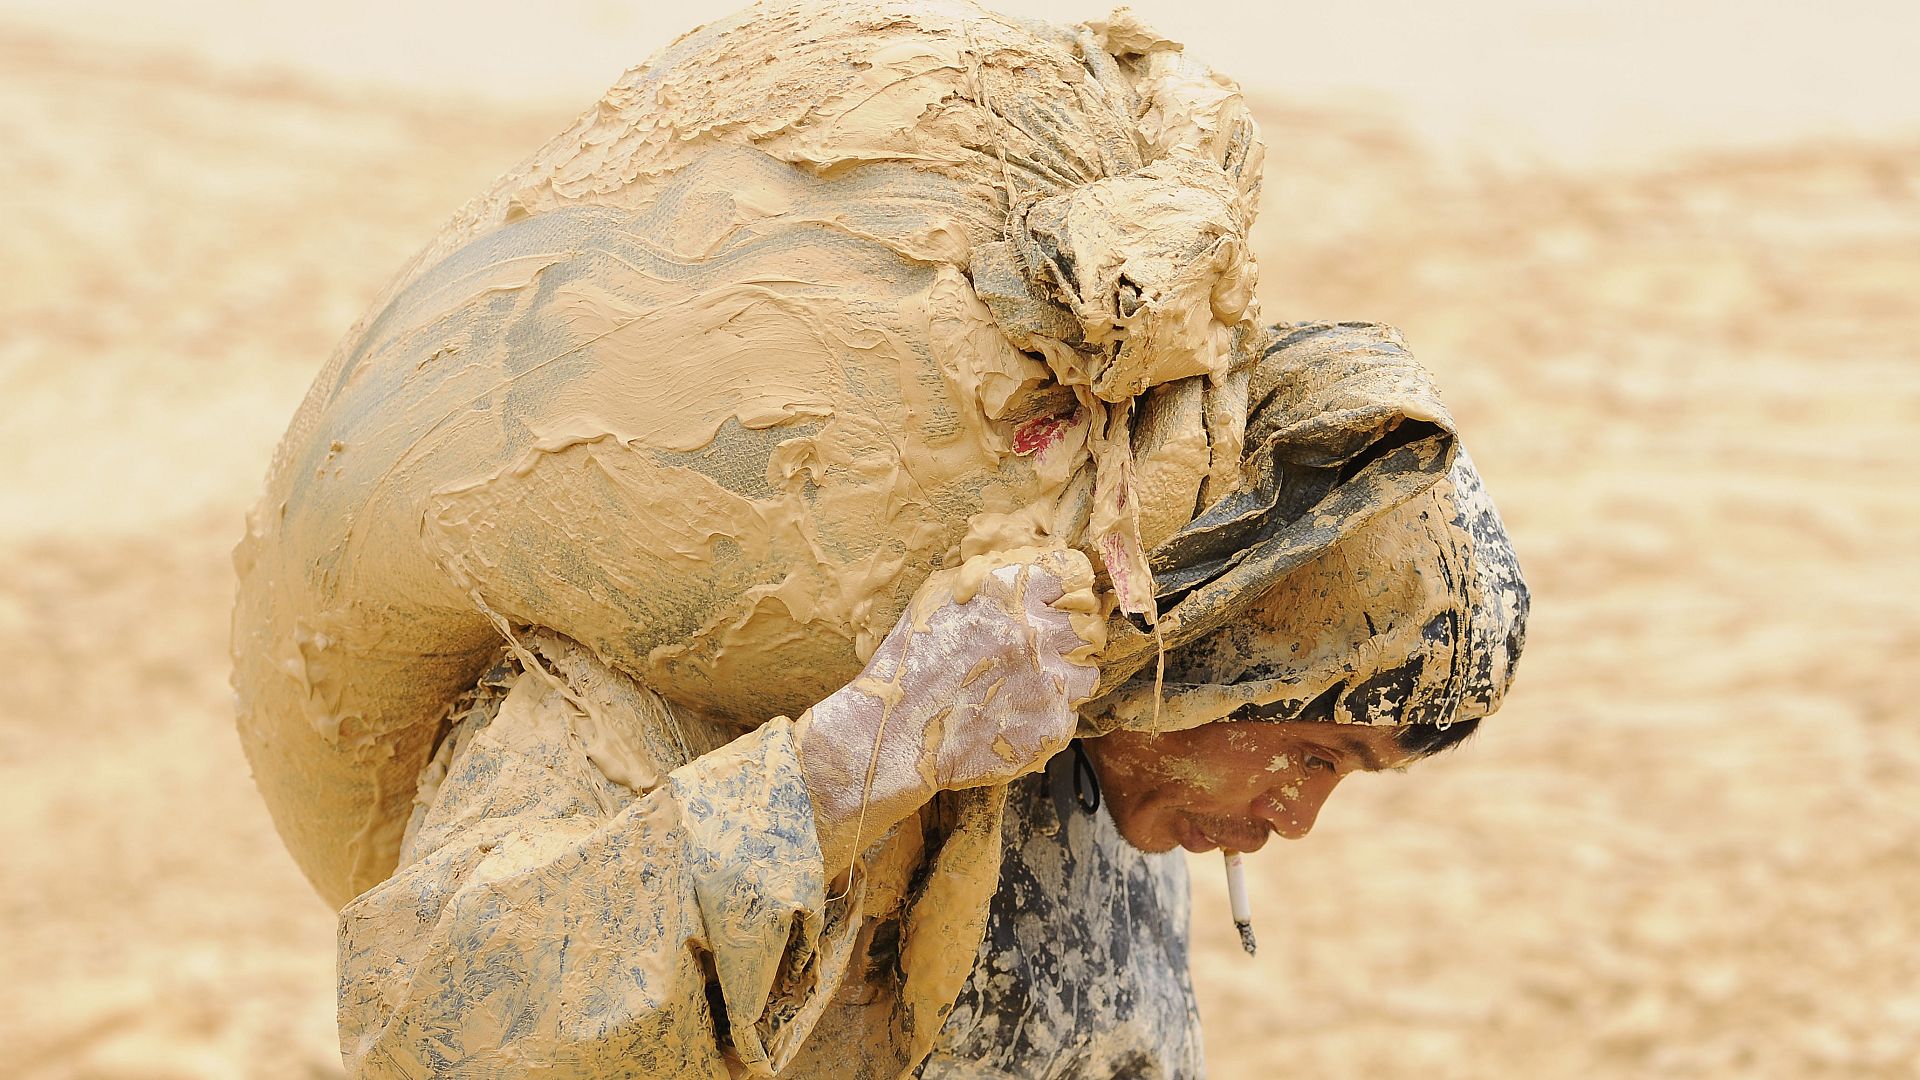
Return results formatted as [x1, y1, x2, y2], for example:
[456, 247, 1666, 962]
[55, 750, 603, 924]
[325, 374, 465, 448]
[1174, 817, 1215, 853]
[1175, 814, 1270, 854]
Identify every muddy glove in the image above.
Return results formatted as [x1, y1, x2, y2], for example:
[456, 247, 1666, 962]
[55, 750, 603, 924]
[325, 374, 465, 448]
[798, 548, 1103, 876]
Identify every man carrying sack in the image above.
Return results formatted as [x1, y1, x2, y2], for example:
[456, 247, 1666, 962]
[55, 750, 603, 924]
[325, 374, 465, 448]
[231, 5, 1527, 1077]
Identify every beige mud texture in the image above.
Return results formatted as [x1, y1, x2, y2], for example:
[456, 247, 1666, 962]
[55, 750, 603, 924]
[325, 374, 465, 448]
[4, 4, 1920, 1080]
[230, 0, 1266, 908]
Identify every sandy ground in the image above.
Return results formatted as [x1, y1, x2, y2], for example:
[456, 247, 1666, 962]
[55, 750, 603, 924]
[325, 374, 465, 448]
[3, 5, 1919, 1078]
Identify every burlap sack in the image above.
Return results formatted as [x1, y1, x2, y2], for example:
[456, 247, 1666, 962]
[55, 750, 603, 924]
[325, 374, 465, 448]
[233, 1, 1272, 906]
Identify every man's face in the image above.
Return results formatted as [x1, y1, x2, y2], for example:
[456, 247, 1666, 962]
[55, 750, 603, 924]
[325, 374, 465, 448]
[1082, 720, 1420, 854]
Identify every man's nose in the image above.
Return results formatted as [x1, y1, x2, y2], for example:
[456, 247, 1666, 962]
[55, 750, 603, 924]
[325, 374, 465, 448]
[1255, 772, 1345, 840]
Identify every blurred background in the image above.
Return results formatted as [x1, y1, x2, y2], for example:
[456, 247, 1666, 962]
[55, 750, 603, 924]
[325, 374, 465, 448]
[2, 1, 1916, 1076]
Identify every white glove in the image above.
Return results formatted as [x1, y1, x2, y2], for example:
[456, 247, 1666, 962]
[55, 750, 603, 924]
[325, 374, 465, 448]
[799, 547, 1103, 874]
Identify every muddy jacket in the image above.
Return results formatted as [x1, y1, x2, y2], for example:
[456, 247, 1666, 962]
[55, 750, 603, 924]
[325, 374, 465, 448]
[338, 634, 1199, 1079]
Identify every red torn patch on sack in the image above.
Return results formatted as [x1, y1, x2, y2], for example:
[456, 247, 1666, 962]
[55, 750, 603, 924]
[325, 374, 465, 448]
[1012, 408, 1080, 456]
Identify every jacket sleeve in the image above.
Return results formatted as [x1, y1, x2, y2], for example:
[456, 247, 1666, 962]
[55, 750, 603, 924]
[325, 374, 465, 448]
[337, 665, 859, 1079]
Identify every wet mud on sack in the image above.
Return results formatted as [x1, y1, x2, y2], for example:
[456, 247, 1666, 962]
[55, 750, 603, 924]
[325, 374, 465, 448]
[232, 0, 1272, 906]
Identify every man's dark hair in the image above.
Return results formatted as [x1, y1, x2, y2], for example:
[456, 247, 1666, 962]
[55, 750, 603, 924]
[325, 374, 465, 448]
[1396, 718, 1481, 758]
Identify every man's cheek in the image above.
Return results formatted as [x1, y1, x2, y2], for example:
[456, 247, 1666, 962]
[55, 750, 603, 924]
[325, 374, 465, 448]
[1090, 753, 1147, 781]
[1107, 800, 1181, 854]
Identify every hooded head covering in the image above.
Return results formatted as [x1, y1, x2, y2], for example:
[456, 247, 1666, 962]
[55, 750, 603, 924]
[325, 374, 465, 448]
[1090, 447, 1528, 735]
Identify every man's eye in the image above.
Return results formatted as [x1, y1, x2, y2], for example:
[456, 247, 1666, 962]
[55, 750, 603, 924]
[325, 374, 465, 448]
[1305, 754, 1336, 773]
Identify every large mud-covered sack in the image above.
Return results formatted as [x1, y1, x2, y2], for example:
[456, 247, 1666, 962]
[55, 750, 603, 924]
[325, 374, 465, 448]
[233, 1, 1269, 905]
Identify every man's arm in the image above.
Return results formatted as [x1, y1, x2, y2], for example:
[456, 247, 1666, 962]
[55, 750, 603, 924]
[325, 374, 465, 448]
[339, 679, 841, 1078]
[337, 550, 1098, 1078]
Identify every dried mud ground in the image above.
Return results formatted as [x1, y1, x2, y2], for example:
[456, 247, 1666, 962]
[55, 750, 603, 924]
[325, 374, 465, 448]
[4, 20, 1919, 1080]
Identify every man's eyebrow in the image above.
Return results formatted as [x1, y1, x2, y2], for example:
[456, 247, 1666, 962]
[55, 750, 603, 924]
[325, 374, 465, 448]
[1323, 730, 1394, 772]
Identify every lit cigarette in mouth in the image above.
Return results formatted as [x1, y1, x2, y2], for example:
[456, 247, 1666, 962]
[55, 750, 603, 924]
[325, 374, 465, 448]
[1224, 850, 1255, 956]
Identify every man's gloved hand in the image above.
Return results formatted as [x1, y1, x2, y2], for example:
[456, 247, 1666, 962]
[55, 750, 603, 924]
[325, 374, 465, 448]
[799, 548, 1103, 876]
